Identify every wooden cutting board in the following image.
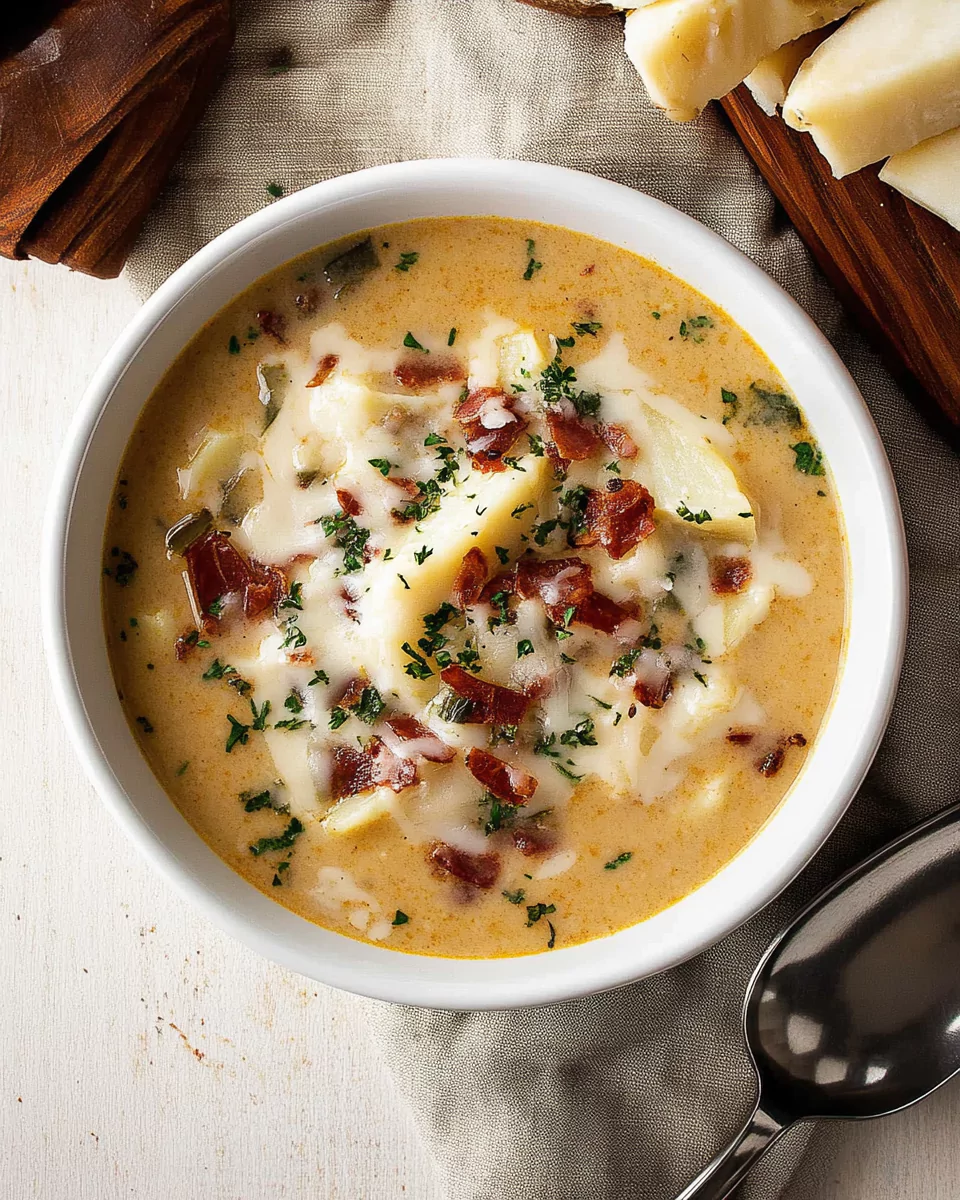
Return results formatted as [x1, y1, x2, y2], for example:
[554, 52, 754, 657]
[721, 85, 960, 446]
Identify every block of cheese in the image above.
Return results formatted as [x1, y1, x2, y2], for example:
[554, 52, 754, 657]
[783, 0, 960, 177]
[622, 0, 861, 123]
[879, 127, 960, 233]
[743, 28, 831, 116]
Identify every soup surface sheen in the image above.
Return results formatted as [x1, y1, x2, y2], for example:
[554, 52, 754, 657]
[103, 217, 846, 958]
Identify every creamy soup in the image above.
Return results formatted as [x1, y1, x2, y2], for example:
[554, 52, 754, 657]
[103, 217, 846, 958]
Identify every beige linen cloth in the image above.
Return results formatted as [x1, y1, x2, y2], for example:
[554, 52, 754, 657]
[126, 3, 960, 1197]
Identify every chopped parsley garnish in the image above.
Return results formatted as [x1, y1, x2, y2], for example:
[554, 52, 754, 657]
[527, 433, 545, 457]
[320, 509, 370, 575]
[225, 715, 250, 752]
[397, 574, 410, 589]
[539, 339, 601, 424]
[692, 671, 708, 687]
[487, 590, 512, 630]
[503, 888, 526, 905]
[202, 659, 235, 681]
[392, 910, 410, 926]
[207, 597, 225, 617]
[309, 669, 330, 686]
[554, 605, 576, 642]
[413, 545, 433, 566]
[604, 851, 633, 871]
[241, 790, 273, 812]
[558, 484, 590, 544]
[679, 315, 713, 343]
[368, 457, 394, 477]
[176, 761, 189, 776]
[572, 321, 602, 337]
[274, 717, 310, 731]
[495, 546, 510, 565]
[394, 251, 419, 272]
[481, 792, 518, 835]
[249, 817, 304, 857]
[547, 922, 556, 949]
[135, 716, 153, 734]
[250, 698, 271, 730]
[354, 686, 385, 725]
[790, 441, 826, 476]
[447, 327, 457, 346]
[511, 502, 534, 519]
[554, 762, 583, 783]
[228, 335, 241, 354]
[281, 618, 307, 649]
[265, 182, 285, 199]
[104, 547, 138, 587]
[534, 733, 560, 758]
[605, 460, 621, 474]
[403, 331, 428, 352]
[419, 601, 460, 657]
[560, 717, 597, 747]
[502, 456, 526, 471]
[456, 641, 481, 673]
[721, 388, 738, 424]
[284, 690, 304, 714]
[525, 902, 556, 926]
[676, 502, 713, 525]
[523, 239, 542, 281]
[747, 382, 801, 428]
[280, 581, 304, 610]
[489, 723, 517, 745]
[516, 639, 535, 658]
[652, 310, 661, 319]
[402, 642, 434, 680]
[588, 695, 612, 710]
[531, 517, 558, 546]
[436, 690, 474, 723]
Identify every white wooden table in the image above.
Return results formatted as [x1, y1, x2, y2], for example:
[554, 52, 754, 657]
[4, 258, 958, 1199]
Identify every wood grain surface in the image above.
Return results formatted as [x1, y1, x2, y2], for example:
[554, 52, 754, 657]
[4, 263, 960, 1200]
[721, 86, 960, 444]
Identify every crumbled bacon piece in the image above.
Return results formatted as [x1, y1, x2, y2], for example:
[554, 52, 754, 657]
[184, 531, 286, 624]
[452, 547, 488, 609]
[306, 353, 339, 388]
[383, 715, 456, 763]
[428, 842, 501, 889]
[515, 556, 593, 624]
[512, 824, 557, 858]
[580, 264, 595, 276]
[389, 476, 422, 499]
[330, 738, 417, 800]
[455, 387, 527, 471]
[545, 441, 570, 475]
[466, 747, 538, 803]
[394, 357, 466, 390]
[546, 407, 602, 461]
[599, 423, 639, 459]
[757, 733, 808, 778]
[711, 556, 753, 595]
[634, 672, 674, 710]
[256, 309, 287, 344]
[339, 585, 360, 624]
[175, 632, 198, 660]
[726, 730, 755, 745]
[574, 590, 635, 634]
[578, 480, 656, 560]
[440, 665, 531, 726]
[335, 676, 367, 709]
[335, 488, 362, 517]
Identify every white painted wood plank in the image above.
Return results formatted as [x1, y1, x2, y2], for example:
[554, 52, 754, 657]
[1, 254, 953, 1200]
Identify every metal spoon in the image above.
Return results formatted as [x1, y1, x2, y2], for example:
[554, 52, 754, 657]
[677, 800, 960, 1200]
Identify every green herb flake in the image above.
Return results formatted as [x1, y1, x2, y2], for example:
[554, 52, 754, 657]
[266, 181, 285, 199]
[328, 707, 349, 730]
[604, 851, 633, 871]
[525, 902, 556, 926]
[280, 581, 304, 611]
[747, 382, 801, 429]
[721, 388, 738, 425]
[573, 321, 602, 337]
[394, 251, 420, 272]
[368, 458, 394, 477]
[225, 715, 250, 753]
[652, 311, 661, 320]
[679, 315, 713, 343]
[281, 618, 307, 649]
[560, 717, 597, 747]
[228, 335, 241, 355]
[495, 546, 511, 565]
[413, 545, 433, 566]
[308, 669, 330, 686]
[447, 327, 457, 346]
[397, 573, 410, 590]
[249, 817, 304, 857]
[511, 502, 534, 519]
[527, 433, 545, 457]
[274, 717, 310, 731]
[516, 639, 535, 659]
[249, 698, 271, 731]
[502, 888, 526, 905]
[790, 441, 826, 476]
[135, 716, 154, 735]
[676, 502, 713, 525]
[242, 790, 273, 812]
[392, 910, 410, 926]
[553, 762, 583, 783]
[403, 331, 428, 352]
[176, 761, 189, 776]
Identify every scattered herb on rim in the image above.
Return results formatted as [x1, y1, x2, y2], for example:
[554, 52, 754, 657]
[604, 851, 633, 871]
[526, 902, 556, 926]
[790, 441, 826, 476]
[249, 817, 304, 856]
[394, 251, 419, 272]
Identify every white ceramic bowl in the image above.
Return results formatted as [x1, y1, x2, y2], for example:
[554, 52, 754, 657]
[42, 159, 907, 1011]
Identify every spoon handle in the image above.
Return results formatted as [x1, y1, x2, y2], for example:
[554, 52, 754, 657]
[674, 1104, 786, 1200]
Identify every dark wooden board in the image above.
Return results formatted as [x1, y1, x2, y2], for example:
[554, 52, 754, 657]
[721, 85, 960, 443]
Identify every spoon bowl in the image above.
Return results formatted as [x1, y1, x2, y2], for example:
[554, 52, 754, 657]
[679, 801, 960, 1199]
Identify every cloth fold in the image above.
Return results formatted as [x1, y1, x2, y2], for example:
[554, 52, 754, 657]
[126, 3, 960, 1197]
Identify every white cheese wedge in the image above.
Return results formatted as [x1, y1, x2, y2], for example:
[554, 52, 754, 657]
[879, 127, 960, 232]
[783, 0, 960, 177]
[357, 455, 553, 704]
[623, 0, 861, 123]
[322, 788, 395, 835]
[743, 28, 831, 116]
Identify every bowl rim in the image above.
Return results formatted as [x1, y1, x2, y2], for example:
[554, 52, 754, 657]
[41, 157, 908, 1010]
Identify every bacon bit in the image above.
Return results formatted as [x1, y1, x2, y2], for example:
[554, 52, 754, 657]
[512, 824, 557, 857]
[574, 590, 635, 634]
[711, 556, 753, 596]
[757, 733, 808, 778]
[580, 264, 595, 276]
[394, 356, 466, 390]
[546, 408, 602, 461]
[455, 387, 527, 471]
[726, 730, 755, 745]
[452, 547, 488, 609]
[335, 488, 362, 517]
[440, 665, 531, 726]
[545, 441, 570, 475]
[479, 570, 515, 604]
[330, 738, 417, 800]
[579, 480, 656, 560]
[256, 309, 287, 344]
[466, 747, 538, 803]
[295, 288, 320, 315]
[306, 353, 339, 388]
[634, 672, 674, 710]
[184, 531, 286, 624]
[515, 556, 593, 624]
[287, 651, 316, 665]
[339, 585, 360, 624]
[175, 632, 198, 660]
[335, 676, 367, 709]
[384, 715, 455, 763]
[389, 476, 422, 499]
[428, 841, 501, 889]
[521, 675, 555, 700]
[599, 423, 639, 459]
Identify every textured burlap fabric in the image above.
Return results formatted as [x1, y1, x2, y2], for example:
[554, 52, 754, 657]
[126, 3, 960, 1197]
